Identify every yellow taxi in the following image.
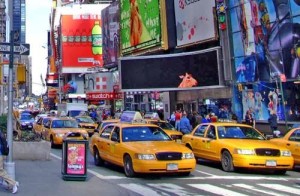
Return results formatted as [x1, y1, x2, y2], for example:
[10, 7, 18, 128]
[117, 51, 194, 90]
[33, 116, 53, 138]
[89, 111, 196, 177]
[270, 127, 300, 166]
[181, 122, 294, 174]
[145, 119, 183, 142]
[74, 115, 98, 136]
[43, 117, 89, 148]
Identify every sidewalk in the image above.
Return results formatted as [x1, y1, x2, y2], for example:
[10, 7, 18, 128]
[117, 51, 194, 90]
[1, 156, 134, 196]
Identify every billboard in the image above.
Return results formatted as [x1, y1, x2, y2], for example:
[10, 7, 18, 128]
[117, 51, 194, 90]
[120, 0, 162, 55]
[229, 0, 300, 81]
[119, 47, 223, 91]
[61, 14, 103, 73]
[101, 1, 120, 68]
[174, 0, 217, 47]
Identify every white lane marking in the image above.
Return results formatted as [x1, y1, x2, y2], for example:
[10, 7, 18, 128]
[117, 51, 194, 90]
[50, 153, 126, 179]
[233, 184, 288, 196]
[194, 169, 216, 176]
[50, 153, 300, 181]
[258, 184, 300, 195]
[119, 183, 163, 196]
[188, 184, 248, 196]
[148, 183, 198, 196]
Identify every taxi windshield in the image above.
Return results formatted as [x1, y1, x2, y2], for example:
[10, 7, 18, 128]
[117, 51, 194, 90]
[52, 120, 79, 128]
[20, 114, 33, 120]
[150, 121, 175, 130]
[76, 117, 94, 123]
[122, 127, 171, 142]
[217, 126, 265, 140]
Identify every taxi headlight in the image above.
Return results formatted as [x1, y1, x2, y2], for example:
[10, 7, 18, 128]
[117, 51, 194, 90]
[136, 154, 155, 160]
[182, 152, 194, 159]
[21, 122, 26, 126]
[281, 150, 291, 157]
[234, 149, 255, 155]
[56, 133, 64, 137]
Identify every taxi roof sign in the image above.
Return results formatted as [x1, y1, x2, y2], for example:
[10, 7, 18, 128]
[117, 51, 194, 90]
[120, 111, 144, 123]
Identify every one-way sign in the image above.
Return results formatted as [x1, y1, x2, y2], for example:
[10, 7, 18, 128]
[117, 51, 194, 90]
[0, 42, 30, 55]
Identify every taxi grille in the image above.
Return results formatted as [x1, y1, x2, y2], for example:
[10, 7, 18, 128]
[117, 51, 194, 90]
[255, 148, 280, 156]
[155, 152, 182, 160]
[83, 125, 95, 129]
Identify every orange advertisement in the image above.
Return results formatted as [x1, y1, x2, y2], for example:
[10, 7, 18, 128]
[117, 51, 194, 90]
[61, 15, 103, 68]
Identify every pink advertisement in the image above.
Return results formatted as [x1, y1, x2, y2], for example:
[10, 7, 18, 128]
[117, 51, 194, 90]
[66, 143, 85, 175]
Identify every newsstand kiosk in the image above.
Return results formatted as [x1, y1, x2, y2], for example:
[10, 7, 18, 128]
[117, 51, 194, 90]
[61, 132, 88, 181]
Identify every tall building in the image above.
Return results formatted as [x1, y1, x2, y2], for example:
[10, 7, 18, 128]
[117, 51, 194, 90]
[8, 0, 26, 43]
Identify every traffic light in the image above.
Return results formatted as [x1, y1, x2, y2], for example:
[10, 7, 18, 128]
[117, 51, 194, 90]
[17, 64, 26, 83]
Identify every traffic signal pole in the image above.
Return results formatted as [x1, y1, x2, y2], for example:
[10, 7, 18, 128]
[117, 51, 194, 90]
[5, 30, 16, 180]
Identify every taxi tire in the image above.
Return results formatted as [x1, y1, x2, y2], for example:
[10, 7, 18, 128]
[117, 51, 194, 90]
[94, 148, 104, 166]
[50, 137, 56, 148]
[221, 150, 235, 172]
[124, 155, 135, 177]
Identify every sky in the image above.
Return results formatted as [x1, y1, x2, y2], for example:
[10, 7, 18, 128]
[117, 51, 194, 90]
[26, 0, 52, 96]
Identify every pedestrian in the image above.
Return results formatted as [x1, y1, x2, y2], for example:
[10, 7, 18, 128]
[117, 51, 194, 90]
[268, 110, 279, 137]
[231, 113, 238, 123]
[169, 111, 176, 127]
[0, 130, 19, 194]
[179, 111, 192, 134]
[195, 112, 202, 127]
[201, 114, 211, 123]
[175, 110, 182, 131]
[245, 109, 254, 127]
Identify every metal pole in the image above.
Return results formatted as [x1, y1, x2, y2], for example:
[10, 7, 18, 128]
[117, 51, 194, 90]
[279, 78, 288, 130]
[5, 30, 16, 179]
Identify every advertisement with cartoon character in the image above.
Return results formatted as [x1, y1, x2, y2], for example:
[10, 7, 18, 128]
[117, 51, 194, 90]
[229, 0, 300, 82]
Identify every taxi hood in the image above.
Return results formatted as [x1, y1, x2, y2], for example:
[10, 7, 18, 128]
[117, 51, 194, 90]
[123, 141, 191, 153]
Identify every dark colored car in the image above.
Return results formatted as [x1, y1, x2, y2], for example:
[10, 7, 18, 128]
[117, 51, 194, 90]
[17, 113, 35, 131]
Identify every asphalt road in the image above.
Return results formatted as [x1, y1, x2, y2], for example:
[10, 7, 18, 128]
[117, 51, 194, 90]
[49, 147, 300, 196]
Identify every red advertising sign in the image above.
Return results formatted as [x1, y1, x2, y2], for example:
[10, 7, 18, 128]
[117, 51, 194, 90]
[86, 92, 123, 100]
[61, 15, 103, 70]
[66, 143, 86, 175]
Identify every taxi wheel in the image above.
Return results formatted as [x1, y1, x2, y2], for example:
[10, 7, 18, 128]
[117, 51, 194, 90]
[94, 148, 104, 166]
[124, 155, 136, 177]
[221, 150, 234, 172]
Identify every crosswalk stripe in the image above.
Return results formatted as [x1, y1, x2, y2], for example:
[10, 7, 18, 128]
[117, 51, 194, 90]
[258, 184, 300, 195]
[119, 183, 162, 196]
[188, 184, 248, 196]
[233, 184, 288, 196]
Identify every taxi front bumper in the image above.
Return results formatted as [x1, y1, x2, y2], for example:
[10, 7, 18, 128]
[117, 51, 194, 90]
[132, 158, 196, 174]
[232, 154, 294, 170]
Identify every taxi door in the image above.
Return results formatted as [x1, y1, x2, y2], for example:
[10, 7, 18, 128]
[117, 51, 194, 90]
[190, 125, 208, 158]
[97, 125, 115, 161]
[287, 129, 300, 164]
[202, 125, 218, 161]
[108, 127, 123, 166]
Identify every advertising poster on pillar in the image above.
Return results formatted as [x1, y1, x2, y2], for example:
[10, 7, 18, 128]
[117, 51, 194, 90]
[228, 0, 300, 82]
[60, 14, 104, 72]
[120, 0, 162, 55]
[101, 1, 120, 68]
[174, 0, 217, 47]
[119, 47, 223, 91]
[234, 82, 300, 122]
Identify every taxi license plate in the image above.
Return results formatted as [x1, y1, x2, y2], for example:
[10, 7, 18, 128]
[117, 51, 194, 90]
[266, 160, 277, 167]
[167, 163, 178, 171]
[176, 139, 181, 143]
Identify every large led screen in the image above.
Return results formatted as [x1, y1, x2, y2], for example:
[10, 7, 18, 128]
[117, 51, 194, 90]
[120, 48, 222, 91]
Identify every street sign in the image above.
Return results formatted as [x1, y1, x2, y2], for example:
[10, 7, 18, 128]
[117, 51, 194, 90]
[0, 42, 30, 55]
